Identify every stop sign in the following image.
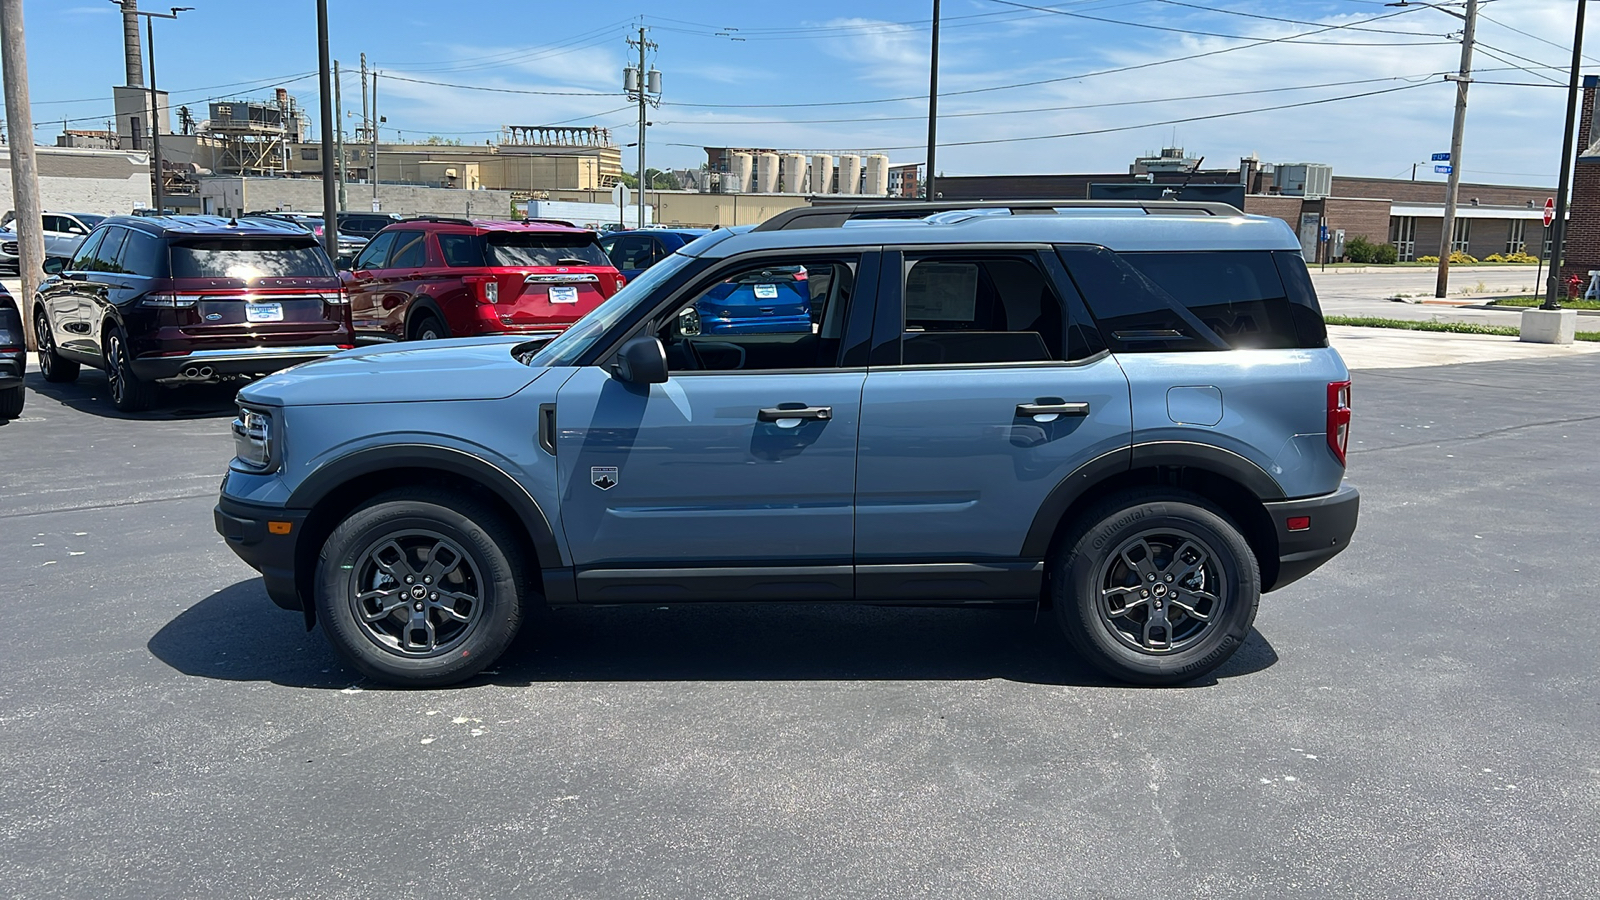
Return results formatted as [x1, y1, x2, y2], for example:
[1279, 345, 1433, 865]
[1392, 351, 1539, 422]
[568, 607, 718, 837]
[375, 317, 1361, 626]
[1544, 197, 1556, 227]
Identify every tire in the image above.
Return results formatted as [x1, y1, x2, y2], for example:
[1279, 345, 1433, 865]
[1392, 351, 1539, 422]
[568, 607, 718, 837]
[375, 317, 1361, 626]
[410, 313, 445, 342]
[34, 310, 80, 384]
[1051, 489, 1260, 686]
[315, 487, 527, 687]
[0, 384, 22, 419]
[104, 327, 156, 412]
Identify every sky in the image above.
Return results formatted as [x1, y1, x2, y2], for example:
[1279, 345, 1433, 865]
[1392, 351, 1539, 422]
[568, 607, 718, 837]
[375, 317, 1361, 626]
[15, 0, 1600, 187]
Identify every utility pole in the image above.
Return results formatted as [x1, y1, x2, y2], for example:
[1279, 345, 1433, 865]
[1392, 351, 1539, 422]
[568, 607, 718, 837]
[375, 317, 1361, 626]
[625, 28, 660, 228]
[371, 70, 380, 208]
[925, 0, 940, 201]
[334, 59, 346, 213]
[1541, 0, 1588, 310]
[131, 6, 190, 214]
[359, 52, 369, 180]
[315, 0, 337, 259]
[1, 0, 45, 347]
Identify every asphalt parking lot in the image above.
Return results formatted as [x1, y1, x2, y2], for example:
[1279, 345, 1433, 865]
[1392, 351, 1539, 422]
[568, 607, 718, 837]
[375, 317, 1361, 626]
[3, 351, 1598, 899]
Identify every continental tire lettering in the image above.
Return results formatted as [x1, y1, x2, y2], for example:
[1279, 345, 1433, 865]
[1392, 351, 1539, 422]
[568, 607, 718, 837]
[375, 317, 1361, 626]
[1090, 507, 1147, 550]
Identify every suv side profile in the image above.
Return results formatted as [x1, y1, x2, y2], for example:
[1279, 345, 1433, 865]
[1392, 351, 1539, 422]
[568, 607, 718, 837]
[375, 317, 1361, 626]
[341, 218, 623, 343]
[216, 201, 1359, 688]
[33, 215, 353, 412]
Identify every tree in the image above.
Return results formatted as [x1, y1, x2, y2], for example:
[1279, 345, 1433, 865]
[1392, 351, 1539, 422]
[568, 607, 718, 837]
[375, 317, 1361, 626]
[618, 168, 680, 190]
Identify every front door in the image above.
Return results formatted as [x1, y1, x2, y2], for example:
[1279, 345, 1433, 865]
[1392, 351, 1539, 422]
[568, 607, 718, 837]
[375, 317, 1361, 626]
[853, 249, 1133, 599]
[554, 250, 877, 603]
[343, 230, 396, 340]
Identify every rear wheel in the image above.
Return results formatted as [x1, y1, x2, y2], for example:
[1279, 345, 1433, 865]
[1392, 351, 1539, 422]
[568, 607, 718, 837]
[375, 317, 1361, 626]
[410, 313, 445, 342]
[1051, 489, 1259, 686]
[0, 384, 22, 418]
[104, 327, 157, 412]
[315, 487, 527, 687]
[34, 310, 79, 383]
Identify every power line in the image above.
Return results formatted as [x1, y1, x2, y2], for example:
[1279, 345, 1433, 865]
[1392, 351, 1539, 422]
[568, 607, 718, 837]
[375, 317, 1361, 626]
[376, 73, 622, 97]
[987, 0, 1452, 45]
[41, 73, 321, 129]
[1151, 0, 1445, 35]
[1478, 10, 1600, 65]
[30, 70, 317, 109]
[1472, 44, 1564, 85]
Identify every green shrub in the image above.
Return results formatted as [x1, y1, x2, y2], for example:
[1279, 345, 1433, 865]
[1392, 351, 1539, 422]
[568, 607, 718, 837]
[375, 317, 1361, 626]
[1371, 242, 1398, 264]
[1344, 235, 1378, 263]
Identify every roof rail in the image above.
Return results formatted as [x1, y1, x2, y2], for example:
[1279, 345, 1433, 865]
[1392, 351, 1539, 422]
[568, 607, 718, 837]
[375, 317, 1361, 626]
[522, 217, 577, 227]
[750, 199, 1242, 232]
[401, 215, 474, 226]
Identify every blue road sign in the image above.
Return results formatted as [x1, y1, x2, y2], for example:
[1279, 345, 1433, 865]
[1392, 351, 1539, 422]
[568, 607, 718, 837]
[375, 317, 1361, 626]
[1435, 164, 1453, 174]
[1320, 224, 1329, 242]
[1431, 152, 1451, 161]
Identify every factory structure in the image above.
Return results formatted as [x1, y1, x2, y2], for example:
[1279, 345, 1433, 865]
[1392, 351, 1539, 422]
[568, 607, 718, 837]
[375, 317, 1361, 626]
[702, 148, 898, 196]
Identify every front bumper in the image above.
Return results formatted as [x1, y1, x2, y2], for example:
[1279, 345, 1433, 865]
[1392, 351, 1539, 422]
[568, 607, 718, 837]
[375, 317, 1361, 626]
[134, 344, 345, 381]
[215, 494, 309, 612]
[1262, 483, 1361, 591]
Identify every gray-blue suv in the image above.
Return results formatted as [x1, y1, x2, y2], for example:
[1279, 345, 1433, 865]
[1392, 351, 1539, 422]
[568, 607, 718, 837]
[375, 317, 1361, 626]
[215, 201, 1359, 688]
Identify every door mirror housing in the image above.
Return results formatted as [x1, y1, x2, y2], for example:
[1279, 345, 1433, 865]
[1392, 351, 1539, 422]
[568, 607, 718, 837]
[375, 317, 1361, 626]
[41, 256, 68, 275]
[615, 335, 669, 384]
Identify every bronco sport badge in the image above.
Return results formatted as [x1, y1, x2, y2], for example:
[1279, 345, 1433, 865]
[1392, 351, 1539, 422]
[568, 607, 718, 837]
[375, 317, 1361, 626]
[590, 467, 618, 490]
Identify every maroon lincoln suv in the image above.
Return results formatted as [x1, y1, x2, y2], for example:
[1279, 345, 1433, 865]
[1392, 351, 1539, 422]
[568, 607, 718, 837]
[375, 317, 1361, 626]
[340, 217, 624, 342]
[32, 215, 352, 412]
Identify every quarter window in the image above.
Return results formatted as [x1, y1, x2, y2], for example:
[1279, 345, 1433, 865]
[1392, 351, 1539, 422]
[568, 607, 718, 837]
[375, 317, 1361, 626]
[118, 229, 166, 277]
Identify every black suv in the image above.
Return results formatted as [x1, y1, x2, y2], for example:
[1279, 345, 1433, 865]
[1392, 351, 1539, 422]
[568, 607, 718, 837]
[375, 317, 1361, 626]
[33, 215, 353, 412]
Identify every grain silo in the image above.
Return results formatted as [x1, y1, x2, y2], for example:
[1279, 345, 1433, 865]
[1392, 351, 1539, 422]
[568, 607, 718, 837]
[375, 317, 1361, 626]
[756, 152, 780, 193]
[727, 151, 753, 192]
[781, 153, 808, 193]
[865, 154, 890, 196]
[809, 154, 834, 194]
[838, 154, 861, 195]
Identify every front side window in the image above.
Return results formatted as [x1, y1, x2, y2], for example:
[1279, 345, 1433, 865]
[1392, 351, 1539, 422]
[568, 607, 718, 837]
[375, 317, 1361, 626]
[656, 255, 859, 372]
[1451, 218, 1471, 254]
[85, 227, 128, 273]
[353, 231, 396, 270]
[69, 229, 107, 270]
[170, 238, 335, 279]
[896, 255, 1064, 365]
[1506, 219, 1526, 255]
[527, 252, 697, 368]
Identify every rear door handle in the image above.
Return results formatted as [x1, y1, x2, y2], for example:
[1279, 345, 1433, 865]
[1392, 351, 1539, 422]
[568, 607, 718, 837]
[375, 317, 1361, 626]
[1016, 401, 1090, 420]
[758, 405, 832, 423]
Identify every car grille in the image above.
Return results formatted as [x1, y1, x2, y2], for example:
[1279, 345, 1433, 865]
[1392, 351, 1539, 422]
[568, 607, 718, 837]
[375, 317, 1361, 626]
[1, 242, 17, 256]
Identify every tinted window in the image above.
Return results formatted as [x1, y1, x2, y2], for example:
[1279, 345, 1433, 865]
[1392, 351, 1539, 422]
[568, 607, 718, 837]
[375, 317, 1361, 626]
[604, 235, 658, 270]
[1057, 246, 1222, 353]
[437, 233, 485, 267]
[87, 227, 128, 273]
[75, 214, 106, 230]
[389, 231, 428, 269]
[1119, 251, 1301, 349]
[487, 232, 608, 267]
[353, 231, 396, 269]
[42, 215, 65, 233]
[170, 238, 335, 278]
[69, 229, 107, 270]
[117, 229, 166, 277]
[1273, 251, 1328, 347]
[898, 255, 1064, 365]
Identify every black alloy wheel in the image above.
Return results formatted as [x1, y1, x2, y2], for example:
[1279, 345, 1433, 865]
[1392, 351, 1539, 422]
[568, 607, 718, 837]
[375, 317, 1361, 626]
[315, 487, 527, 687]
[34, 311, 79, 383]
[104, 328, 155, 412]
[1052, 489, 1260, 686]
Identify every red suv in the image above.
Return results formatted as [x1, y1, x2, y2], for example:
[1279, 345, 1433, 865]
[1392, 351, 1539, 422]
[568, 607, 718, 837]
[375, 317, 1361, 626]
[341, 218, 624, 342]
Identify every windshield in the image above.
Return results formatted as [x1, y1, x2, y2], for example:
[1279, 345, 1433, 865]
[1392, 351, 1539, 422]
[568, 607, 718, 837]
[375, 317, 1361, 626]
[527, 252, 695, 367]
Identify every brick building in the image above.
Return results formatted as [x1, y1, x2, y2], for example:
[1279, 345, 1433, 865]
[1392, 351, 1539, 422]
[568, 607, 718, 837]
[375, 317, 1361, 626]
[1562, 74, 1600, 287]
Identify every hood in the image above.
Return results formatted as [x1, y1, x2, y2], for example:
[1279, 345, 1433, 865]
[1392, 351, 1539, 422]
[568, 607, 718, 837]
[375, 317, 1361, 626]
[239, 335, 548, 407]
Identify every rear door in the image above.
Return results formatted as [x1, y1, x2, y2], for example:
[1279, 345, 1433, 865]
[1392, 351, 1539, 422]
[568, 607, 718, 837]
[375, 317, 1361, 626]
[853, 247, 1133, 600]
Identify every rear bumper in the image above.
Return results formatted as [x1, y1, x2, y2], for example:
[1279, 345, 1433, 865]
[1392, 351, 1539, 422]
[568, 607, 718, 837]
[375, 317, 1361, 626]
[0, 349, 22, 387]
[214, 494, 309, 611]
[1262, 484, 1360, 592]
[699, 315, 813, 335]
[133, 344, 345, 381]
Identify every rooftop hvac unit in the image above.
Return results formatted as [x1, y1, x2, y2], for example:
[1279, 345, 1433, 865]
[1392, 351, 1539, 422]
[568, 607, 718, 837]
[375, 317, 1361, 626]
[1276, 163, 1333, 199]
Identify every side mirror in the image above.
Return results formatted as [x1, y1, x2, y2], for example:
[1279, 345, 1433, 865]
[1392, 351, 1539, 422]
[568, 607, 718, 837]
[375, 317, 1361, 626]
[615, 335, 668, 385]
[41, 256, 67, 275]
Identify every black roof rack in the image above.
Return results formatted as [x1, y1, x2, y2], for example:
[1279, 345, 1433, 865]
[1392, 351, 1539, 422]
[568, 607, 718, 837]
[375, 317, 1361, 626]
[522, 217, 577, 227]
[401, 215, 474, 226]
[750, 199, 1242, 232]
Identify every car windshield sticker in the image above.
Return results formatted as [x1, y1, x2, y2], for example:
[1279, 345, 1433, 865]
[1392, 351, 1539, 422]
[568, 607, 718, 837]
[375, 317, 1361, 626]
[905, 261, 979, 322]
[590, 466, 618, 490]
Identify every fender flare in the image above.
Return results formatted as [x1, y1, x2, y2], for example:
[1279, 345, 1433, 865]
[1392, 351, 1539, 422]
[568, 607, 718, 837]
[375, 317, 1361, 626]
[1019, 441, 1284, 559]
[404, 296, 450, 339]
[287, 443, 563, 571]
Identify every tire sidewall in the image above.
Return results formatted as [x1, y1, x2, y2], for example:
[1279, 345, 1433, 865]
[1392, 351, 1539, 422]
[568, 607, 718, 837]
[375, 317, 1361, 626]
[1058, 498, 1259, 685]
[316, 497, 522, 687]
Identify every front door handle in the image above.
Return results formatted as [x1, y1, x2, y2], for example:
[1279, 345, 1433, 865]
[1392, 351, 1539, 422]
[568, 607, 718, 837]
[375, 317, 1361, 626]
[1016, 400, 1090, 421]
[758, 405, 832, 424]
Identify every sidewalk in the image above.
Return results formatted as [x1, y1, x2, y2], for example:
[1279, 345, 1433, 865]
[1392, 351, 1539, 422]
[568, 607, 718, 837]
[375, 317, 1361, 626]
[1329, 325, 1600, 370]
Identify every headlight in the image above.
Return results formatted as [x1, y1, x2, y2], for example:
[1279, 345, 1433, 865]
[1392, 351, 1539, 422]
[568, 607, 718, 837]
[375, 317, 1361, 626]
[231, 406, 276, 472]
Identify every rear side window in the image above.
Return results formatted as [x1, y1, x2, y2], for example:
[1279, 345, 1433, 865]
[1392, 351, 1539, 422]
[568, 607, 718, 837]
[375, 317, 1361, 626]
[118, 229, 166, 277]
[1058, 247, 1324, 352]
[899, 255, 1065, 365]
[487, 232, 609, 267]
[170, 238, 335, 278]
[388, 232, 429, 269]
[437, 233, 486, 267]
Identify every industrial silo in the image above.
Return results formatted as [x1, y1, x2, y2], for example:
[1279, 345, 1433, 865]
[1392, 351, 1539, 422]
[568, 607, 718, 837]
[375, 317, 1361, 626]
[728, 151, 753, 193]
[781, 153, 807, 193]
[838, 154, 861, 195]
[809, 154, 834, 194]
[756, 152, 780, 193]
[865, 154, 890, 196]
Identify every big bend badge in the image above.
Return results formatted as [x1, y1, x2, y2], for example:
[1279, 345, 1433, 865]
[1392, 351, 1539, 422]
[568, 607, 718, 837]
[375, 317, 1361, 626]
[590, 467, 618, 490]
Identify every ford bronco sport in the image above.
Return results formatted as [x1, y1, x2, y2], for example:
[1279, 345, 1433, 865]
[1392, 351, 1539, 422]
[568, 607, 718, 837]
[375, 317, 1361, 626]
[215, 201, 1359, 688]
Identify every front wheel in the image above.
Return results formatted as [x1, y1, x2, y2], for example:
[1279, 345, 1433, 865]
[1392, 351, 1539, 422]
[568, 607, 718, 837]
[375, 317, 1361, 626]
[315, 488, 527, 687]
[1052, 490, 1259, 686]
[35, 311, 79, 383]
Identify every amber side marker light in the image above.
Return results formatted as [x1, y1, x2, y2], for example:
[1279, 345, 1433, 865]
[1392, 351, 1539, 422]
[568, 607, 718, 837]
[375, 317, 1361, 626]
[268, 521, 293, 535]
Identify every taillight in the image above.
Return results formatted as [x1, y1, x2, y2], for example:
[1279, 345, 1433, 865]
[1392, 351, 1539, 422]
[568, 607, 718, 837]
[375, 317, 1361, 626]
[464, 276, 498, 304]
[141, 293, 198, 308]
[1327, 380, 1352, 465]
[326, 290, 349, 305]
[615, 275, 626, 292]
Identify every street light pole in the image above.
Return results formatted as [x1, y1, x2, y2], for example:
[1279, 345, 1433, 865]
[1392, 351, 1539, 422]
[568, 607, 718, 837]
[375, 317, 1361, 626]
[315, 0, 337, 259]
[1542, 0, 1588, 310]
[130, 5, 190, 214]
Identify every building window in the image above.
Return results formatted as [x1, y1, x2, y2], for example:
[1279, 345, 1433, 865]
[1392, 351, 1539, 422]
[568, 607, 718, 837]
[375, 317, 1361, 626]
[1543, 228, 1554, 260]
[1451, 218, 1471, 254]
[301, 148, 318, 161]
[1506, 219, 1526, 255]
[1390, 216, 1417, 262]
